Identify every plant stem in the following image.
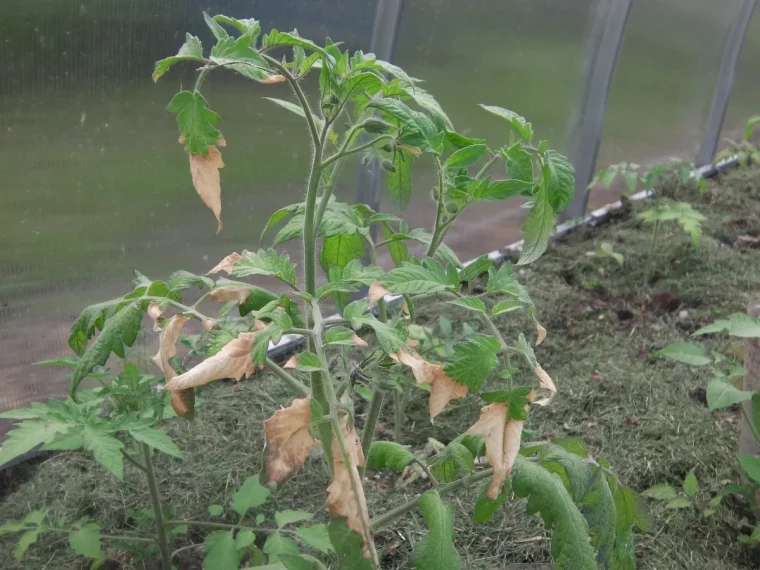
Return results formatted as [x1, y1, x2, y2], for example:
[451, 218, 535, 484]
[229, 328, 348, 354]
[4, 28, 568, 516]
[260, 54, 320, 147]
[393, 392, 403, 443]
[121, 449, 147, 472]
[142, 443, 171, 570]
[425, 156, 446, 257]
[321, 134, 394, 169]
[475, 153, 499, 180]
[193, 67, 211, 92]
[265, 358, 311, 396]
[645, 219, 660, 285]
[46, 527, 156, 544]
[166, 519, 297, 535]
[371, 468, 494, 529]
[360, 387, 386, 467]
[410, 456, 439, 488]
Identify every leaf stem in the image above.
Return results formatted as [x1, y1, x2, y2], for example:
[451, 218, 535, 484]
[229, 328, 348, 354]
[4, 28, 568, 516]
[425, 155, 446, 257]
[45, 527, 156, 544]
[166, 519, 298, 535]
[410, 456, 440, 488]
[475, 153, 499, 180]
[265, 357, 312, 397]
[741, 404, 760, 444]
[645, 219, 660, 285]
[121, 449, 147, 472]
[321, 134, 394, 169]
[371, 468, 494, 530]
[142, 443, 172, 570]
[260, 53, 321, 147]
[360, 387, 386, 467]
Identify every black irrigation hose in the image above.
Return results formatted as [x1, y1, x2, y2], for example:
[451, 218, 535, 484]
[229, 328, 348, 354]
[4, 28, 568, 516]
[0, 154, 744, 473]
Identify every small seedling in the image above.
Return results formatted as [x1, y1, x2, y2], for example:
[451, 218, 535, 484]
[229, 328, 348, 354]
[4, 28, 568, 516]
[590, 158, 706, 195]
[716, 114, 760, 167]
[587, 242, 624, 266]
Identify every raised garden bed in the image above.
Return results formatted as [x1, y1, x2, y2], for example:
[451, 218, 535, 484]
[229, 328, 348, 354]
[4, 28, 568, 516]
[2, 166, 760, 569]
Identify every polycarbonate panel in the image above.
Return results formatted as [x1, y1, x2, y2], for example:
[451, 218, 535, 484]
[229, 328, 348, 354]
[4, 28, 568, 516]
[598, 0, 740, 168]
[0, 0, 376, 425]
[720, 7, 760, 145]
[383, 0, 598, 262]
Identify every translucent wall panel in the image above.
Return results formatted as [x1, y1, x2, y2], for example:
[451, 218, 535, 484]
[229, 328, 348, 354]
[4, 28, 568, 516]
[384, 0, 598, 261]
[0, 0, 375, 425]
[598, 0, 740, 168]
[720, 7, 760, 145]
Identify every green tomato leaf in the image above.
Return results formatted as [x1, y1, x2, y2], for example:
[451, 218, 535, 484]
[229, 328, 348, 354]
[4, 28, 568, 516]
[479, 104, 533, 141]
[288, 352, 322, 372]
[13, 529, 40, 560]
[69, 523, 102, 560]
[656, 342, 711, 366]
[204, 530, 240, 570]
[446, 144, 487, 170]
[208, 505, 224, 517]
[386, 148, 414, 210]
[275, 510, 314, 528]
[737, 454, 760, 484]
[471, 179, 532, 202]
[665, 497, 693, 509]
[0, 418, 71, 467]
[320, 232, 365, 271]
[70, 303, 143, 398]
[296, 523, 333, 554]
[213, 14, 261, 38]
[682, 471, 698, 497]
[430, 442, 474, 483]
[209, 33, 273, 82]
[343, 299, 406, 353]
[458, 255, 493, 283]
[82, 423, 124, 480]
[473, 480, 510, 523]
[412, 491, 461, 570]
[366, 441, 415, 471]
[447, 297, 486, 314]
[153, 33, 204, 82]
[517, 181, 555, 265]
[504, 143, 534, 182]
[167, 90, 223, 156]
[328, 519, 373, 569]
[380, 260, 455, 295]
[232, 476, 271, 517]
[511, 456, 597, 570]
[693, 313, 760, 338]
[235, 528, 256, 550]
[579, 468, 616, 568]
[641, 484, 678, 500]
[127, 428, 183, 459]
[228, 249, 297, 286]
[262, 30, 336, 66]
[443, 333, 501, 390]
[544, 150, 575, 213]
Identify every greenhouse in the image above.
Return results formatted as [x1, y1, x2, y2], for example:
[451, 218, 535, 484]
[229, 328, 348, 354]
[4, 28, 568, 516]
[1, 1, 760, 568]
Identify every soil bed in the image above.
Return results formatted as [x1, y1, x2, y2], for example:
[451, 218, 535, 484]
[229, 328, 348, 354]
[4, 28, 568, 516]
[2, 167, 760, 569]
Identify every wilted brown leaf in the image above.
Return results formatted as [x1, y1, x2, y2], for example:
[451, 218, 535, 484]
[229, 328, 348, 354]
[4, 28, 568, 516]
[283, 355, 298, 369]
[390, 344, 467, 418]
[326, 416, 377, 563]
[467, 396, 533, 499]
[262, 74, 286, 84]
[152, 315, 193, 417]
[202, 319, 217, 332]
[163, 331, 255, 391]
[351, 333, 369, 347]
[208, 285, 251, 305]
[262, 396, 317, 485]
[187, 141, 225, 234]
[368, 281, 391, 307]
[147, 302, 162, 331]
[207, 252, 242, 275]
[533, 363, 557, 406]
[535, 322, 547, 345]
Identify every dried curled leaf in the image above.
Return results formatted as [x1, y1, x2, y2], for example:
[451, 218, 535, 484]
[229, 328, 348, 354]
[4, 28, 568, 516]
[390, 344, 467, 418]
[536, 322, 547, 345]
[208, 285, 251, 305]
[202, 318, 217, 332]
[148, 302, 162, 331]
[152, 315, 193, 417]
[326, 416, 378, 564]
[262, 396, 317, 485]
[208, 252, 242, 275]
[368, 281, 391, 308]
[163, 332, 255, 391]
[533, 363, 557, 406]
[262, 74, 286, 84]
[185, 137, 226, 233]
[283, 355, 297, 369]
[351, 333, 369, 347]
[467, 397, 533, 499]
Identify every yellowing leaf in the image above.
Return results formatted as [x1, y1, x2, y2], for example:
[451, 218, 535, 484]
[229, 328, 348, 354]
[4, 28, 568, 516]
[536, 323, 546, 345]
[390, 344, 467, 418]
[148, 302, 162, 331]
[187, 140, 226, 233]
[208, 252, 242, 275]
[533, 363, 557, 406]
[467, 401, 530, 499]
[208, 285, 251, 305]
[326, 416, 378, 564]
[163, 331, 255, 391]
[368, 281, 391, 307]
[152, 315, 192, 417]
[262, 396, 317, 485]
